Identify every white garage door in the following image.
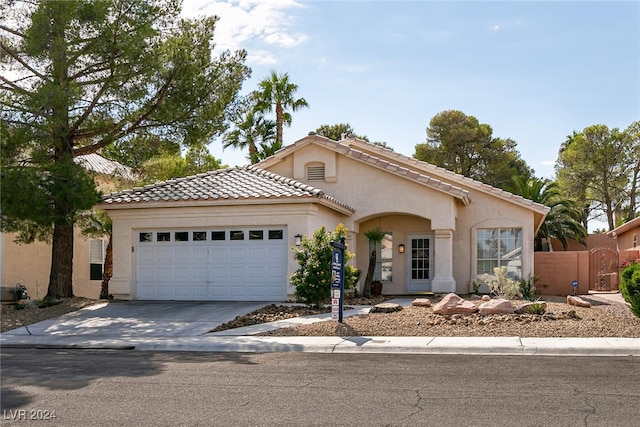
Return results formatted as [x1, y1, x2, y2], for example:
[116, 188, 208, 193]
[135, 228, 287, 301]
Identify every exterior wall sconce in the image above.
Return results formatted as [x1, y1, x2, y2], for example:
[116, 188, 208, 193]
[398, 243, 405, 253]
[294, 234, 302, 246]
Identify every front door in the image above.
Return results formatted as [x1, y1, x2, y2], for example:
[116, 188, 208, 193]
[407, 234, 433, 293]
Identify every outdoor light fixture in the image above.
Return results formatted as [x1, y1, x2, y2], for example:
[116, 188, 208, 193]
[294, 234, 302, 246]
[398, 243, 405, 253]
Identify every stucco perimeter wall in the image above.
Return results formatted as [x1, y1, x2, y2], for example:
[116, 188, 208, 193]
[106, 202, 346, 300]
[534, 251, 590, 296]
[1, 230, 102, 300]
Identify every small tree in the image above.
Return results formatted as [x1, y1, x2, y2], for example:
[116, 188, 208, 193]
[290, 224, 359, 309]
[362, 227, 387, 298]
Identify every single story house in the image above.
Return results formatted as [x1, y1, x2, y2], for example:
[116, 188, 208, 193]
[99, 134, 549, 301]
[608, 216, 640, 252]
[1, 154, 134, 300]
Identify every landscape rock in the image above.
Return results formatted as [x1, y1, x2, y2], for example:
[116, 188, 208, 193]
[411, 298, 432, 307]
[481, 295, 491, 301]
[567, 295, 592, 308]
[369, 302, 403, 313]
[478, 298, 515, 315]
[515, 301, 548, 314]
[432, 293, 478, 315]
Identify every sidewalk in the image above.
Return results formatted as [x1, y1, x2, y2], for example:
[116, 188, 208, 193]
[1, 298, 639, 357]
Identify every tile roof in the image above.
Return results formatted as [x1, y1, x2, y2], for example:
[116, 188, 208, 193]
[258, 134, 550, 215]
[75, 153, 135, 181]
[99, 166, 355, 214]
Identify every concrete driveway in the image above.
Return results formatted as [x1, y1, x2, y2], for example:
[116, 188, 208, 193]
[2, 300, 274, 338]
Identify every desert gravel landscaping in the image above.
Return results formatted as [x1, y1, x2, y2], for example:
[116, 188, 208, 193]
[2, 294, 639, 338]
[248, 294, 640, 338]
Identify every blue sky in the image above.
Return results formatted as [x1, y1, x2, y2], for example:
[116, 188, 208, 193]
[182, 0, 639, 179]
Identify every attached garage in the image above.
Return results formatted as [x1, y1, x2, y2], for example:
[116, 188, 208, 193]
[99, 165, 356, 301]
[135, 228, 287, 301]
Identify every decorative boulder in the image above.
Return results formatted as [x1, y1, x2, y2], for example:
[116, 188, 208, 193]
[567, 295, 592, 308]
[369, 303, 403, 313]
[412, 298, 432, 307]
[481, 295, 491, 301]
[515, 301, 548, 314]
[478, 298, 515, 315]
[432, 293, 478, 315]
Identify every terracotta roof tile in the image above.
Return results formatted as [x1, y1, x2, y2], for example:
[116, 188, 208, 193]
[100, 166, 355, 214]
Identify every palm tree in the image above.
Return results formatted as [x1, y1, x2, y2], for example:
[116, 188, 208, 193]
[253, 70, 309, 146]
[223, 109, 276, 164]
[513, 176, 586, 251]
[362, 227, 387, 298]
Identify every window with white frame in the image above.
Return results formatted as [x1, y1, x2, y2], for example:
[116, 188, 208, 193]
[477, 228, 522, 280]
[370, 232, 393, 281]
[89, 239, 105, 281]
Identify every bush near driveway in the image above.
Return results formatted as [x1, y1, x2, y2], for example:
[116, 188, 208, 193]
[620, 258, 640, 318]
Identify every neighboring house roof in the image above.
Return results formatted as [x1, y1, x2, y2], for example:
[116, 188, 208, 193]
[99, 166, 355, 215]
[257, 134, 550, 228]
[75, 153, 136, 181]
[607, 216, 640, 237]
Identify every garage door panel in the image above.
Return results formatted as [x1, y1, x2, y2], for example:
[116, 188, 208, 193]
[157, 267, 173, 279]
[174, 285, 191, 297]
[174, 267, 190, 279]
[210, 248, 226, 260]
[230, 267, 245, 278]
[157, 249, 172, 261]
[174, 248, 190, 261]
[229, 248, 245, 259]
[249, 248, 265, 258]
[138, 248, 155, 262]
[268, 265, 286, 277]
[193, 267, 208, 279]
[192, 285, 209, 297]
[193, 248, 208, 260]
[247, 266, 265, 277]
[136, 228, 287, 301]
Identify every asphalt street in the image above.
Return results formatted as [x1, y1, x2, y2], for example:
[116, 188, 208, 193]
[1, 349, 639, 426]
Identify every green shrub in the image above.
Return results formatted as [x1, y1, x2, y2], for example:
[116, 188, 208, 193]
[620, 260, 640, 318]
[519, 275, 539, 301]
[479, 266, 520, 300]
[290, 224, 360, 309]
[526, 302, 546, 315]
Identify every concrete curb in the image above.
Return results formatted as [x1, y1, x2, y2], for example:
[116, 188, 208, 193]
[2, 335, 639, 356]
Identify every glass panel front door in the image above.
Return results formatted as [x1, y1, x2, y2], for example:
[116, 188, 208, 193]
[407, 234, 433, 293]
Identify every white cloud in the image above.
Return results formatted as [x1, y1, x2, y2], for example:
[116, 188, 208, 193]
[181, 0, 308, 61]
[249, 50, 278, 65]
[342, 65, 369, 73]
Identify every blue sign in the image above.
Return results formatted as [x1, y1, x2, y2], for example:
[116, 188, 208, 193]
[330, 238, 345, 323]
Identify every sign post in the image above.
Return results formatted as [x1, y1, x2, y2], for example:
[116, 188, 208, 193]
[330, 237, 345, 323]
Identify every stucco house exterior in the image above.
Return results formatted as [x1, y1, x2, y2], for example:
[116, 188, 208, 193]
[608, 216, 640, 252]
[1, 154, 133, 300]
[99, 134, 549, 301]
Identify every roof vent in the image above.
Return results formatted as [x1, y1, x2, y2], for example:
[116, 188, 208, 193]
[307, 165, 325, 181]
